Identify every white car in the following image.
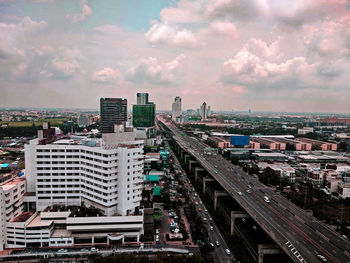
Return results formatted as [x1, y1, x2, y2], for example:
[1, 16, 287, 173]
[237, 191, 243, 196]
[225, 249, 231, 255]
[215, 241, 220, 246]
[317, 255, 328, 262]
[210, 226, 214, 231]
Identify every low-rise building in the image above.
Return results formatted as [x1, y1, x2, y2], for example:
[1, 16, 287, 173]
[6, 210, 143, 249]
[337, 182, 350, 198]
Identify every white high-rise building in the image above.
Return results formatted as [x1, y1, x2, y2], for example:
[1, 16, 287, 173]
[172, 96, 182, 123]
[25, 125, 144, 216]
[200, 102, 207, 121]
[0, 172, 26, 251]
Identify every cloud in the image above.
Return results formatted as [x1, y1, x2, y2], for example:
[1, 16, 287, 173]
[209, 21, 238, 38]
[145, 22, 199, 48]
[92, 67, 120, 83]
[221, 41, 316, 87]
[160, 0, 204, 24]
[51, 59, 80, 78]
[67, 0, 92, 23]
[126, 54, 186, 85]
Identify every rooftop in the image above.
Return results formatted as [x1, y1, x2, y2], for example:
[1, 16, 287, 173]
[11, 212, 34, 222]
[0, 176, 24, 191]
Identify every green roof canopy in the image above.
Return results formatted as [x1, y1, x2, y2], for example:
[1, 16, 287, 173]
[145, 174, 159, 182]
[153, 187, 162, 196]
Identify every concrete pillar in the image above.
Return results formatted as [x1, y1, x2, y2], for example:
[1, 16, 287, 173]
[137, 235, 140, 243]
[181, 150, 185, 161]
[203, 177, 215, 194]
[258, 244, 281, 263]
[195, 167, 205, 182]
[92, 236, 95, 244]
[189, 160, 198, 172]
[230, 211, 249, 235]
[184, 154, 190, 165]
[214, 190, 229, 211]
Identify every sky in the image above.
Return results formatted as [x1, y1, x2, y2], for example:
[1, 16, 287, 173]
[0, 0, 350, 113]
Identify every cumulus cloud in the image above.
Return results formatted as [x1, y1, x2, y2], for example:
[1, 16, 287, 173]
[92, 67, 120, 83]
[146, 22, 199, 48]
[209, 21, 238, 38]
[160, 0, 204, 24]
[221, 39, 316, 88]
[126, 54, 186, 85]
[67, 0, 92, 23]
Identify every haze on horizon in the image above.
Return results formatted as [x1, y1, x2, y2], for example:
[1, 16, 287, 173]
[1, 0, 350, 113]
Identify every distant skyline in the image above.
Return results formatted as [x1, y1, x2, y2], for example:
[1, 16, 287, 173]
[1, 0, 350, 113]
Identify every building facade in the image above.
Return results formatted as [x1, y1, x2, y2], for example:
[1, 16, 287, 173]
[0, 172, 26, 251]
[133, 93, 155, 128]
[136, 93, 149, 105]
[172, 96, 182, 123]
[133, 104, 155, 128]
[25, 130, 144, 216]
[100, 98, 127, 133]
[200, 102, 207, 121]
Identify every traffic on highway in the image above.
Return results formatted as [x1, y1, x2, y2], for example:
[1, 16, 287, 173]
[159, 117, 350, 263]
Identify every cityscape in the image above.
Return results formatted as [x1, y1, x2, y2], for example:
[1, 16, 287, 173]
[1, 1, 350, 263]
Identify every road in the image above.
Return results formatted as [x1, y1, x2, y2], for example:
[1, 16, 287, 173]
[159, 117, 350, 263]
[169, 145, 234, 263]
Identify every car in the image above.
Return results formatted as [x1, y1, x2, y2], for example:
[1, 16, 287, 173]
[252, 225, 257, 230]
[58, 248, 67, 253]
[156, 235, 160, 243]
[210, 243, 215, 248]
[156, 229, 159, 234]
[80, 248, 89, 252]
[264, 196, 270, 203]
[210, 226, 214, 231]
[215, 241, 220, 246]
[203, 217, 207, 221]
[242, 218, 246, 223]
[317, 255, 328, 262]
[246, 189, 252, 194]
[91, 247, 99, 252]
[225, 249, 231, 255]
[237, 191, 243, 196]
[215, 171, 218, 174]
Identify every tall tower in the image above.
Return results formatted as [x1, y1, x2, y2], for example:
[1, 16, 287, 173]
[200, 102, 207, 121]
[100, 98, 127, 133]
[133, 93, 155, 127]
[136, 93, 149, 105]
[172, 96, 182, 123]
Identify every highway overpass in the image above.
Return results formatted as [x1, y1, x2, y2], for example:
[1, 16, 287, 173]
[159, 117, 350, 263]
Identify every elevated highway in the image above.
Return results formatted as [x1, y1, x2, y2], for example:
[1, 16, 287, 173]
[159, 118, 350, 263]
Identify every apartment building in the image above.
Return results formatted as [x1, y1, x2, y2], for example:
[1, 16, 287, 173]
[0, 171, 26, 251]
[25, 125, 144, 216]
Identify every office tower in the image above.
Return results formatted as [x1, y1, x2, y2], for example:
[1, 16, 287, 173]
[100, 98, 127, 133]
[207, 105, 211, 117]
[172, 96, 182, 123]
[200, 102, 207, 121]
[133, 93, 155, 127]
[25, 126, 144, 216]
[137, 93, 149, 105]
